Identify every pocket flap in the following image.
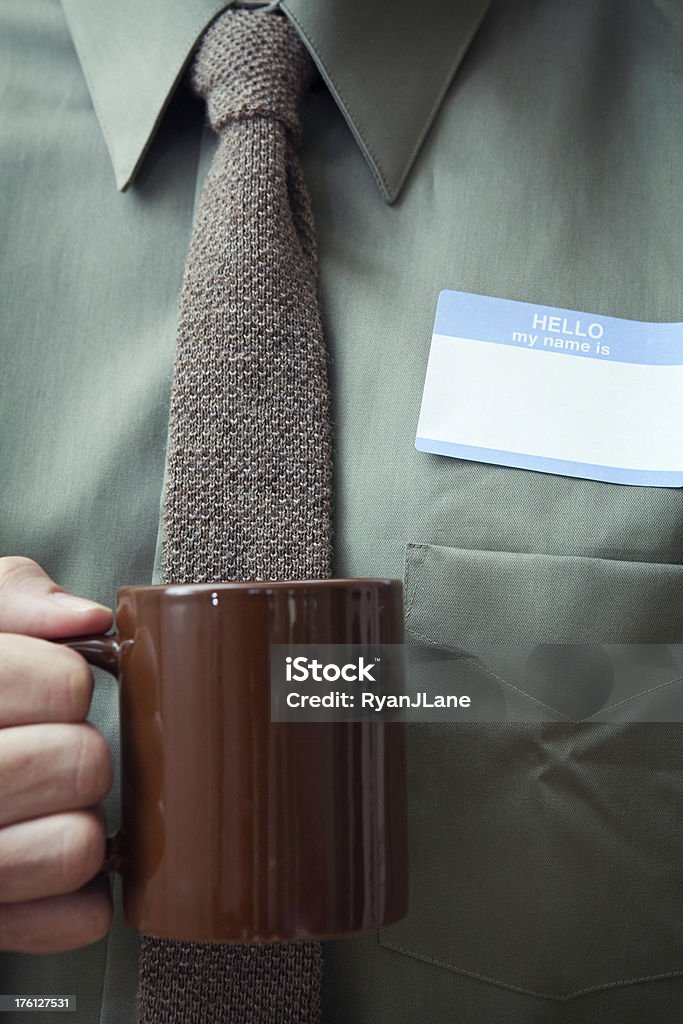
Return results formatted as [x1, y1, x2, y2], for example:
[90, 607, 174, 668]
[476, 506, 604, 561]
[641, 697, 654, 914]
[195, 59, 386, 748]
[405, 543, 683, 644]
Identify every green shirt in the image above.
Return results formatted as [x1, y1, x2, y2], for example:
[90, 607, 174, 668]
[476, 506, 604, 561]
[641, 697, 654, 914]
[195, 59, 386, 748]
[1, 1, 683, 1021]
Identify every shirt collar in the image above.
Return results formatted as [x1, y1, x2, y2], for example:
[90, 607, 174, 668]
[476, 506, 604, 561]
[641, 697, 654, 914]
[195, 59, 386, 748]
[60, 0, 491, 203]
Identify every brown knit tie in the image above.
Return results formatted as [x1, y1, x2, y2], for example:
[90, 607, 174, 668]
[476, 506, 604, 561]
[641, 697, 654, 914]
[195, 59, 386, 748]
[138, 7, 331, 1022]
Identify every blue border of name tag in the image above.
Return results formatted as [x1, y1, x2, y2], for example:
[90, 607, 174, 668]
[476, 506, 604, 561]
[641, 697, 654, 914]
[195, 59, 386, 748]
[433, 290, 683, 365]
[414, 437, 683, 487]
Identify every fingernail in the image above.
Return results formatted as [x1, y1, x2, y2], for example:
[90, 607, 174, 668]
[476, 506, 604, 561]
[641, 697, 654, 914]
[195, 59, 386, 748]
[50, 591, 110, 614]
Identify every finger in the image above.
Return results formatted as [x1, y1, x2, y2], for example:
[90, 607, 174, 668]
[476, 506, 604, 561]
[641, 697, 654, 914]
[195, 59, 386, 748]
[0, 557, 112, 638]
[0, 634, 93, 726]
[0, 724, 112, 827]
[0, 809, 106, 902]
[0, 875, 112, 953]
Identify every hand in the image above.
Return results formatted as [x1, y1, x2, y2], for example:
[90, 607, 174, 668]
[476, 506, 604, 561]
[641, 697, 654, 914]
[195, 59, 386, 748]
[0, 557, 114, 953]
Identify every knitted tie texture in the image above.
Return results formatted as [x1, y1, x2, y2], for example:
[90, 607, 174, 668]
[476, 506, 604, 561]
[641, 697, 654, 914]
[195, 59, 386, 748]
[161, 7, 332, 585]
[138, 9, 329, 1023]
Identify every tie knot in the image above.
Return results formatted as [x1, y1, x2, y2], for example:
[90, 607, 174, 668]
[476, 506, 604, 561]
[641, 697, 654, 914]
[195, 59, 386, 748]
[191, 9, 315, 138]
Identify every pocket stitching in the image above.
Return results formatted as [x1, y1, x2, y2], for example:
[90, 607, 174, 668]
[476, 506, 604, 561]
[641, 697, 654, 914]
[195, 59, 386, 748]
[378, 935, 683, 1002]
[586, 672, 683, 721]
[404, 543, 427, 626]
[406, 624, 683, 723]
[405, 623, 575, 722]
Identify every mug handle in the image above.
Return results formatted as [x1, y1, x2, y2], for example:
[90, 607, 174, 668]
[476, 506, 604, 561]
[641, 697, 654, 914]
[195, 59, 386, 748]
[57, 633, 125, 873]
[61, 632, 121, 674]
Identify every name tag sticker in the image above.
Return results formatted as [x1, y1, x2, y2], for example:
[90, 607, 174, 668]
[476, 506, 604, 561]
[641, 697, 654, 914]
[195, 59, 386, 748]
[416, 290, 683, 487]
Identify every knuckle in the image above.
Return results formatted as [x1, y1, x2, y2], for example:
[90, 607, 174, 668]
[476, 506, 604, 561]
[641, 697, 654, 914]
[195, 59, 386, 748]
[58, 813, 106, 891]
[0, 631, 39, 673]
[72, 727, 112, 805]
[0, 889, 113, 954]
[0, 725, 48, 814]
[0, 632, 22, 685]
[84, 891, 113, 943]
[4, 636, 83, 725]
[59, 649, 93, 720]
[0, 905, 26, 953]
[0, 557, 39, 592]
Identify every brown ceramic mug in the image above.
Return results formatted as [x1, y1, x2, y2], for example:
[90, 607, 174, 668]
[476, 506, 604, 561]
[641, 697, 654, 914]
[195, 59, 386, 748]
[64, 579, 408, 943]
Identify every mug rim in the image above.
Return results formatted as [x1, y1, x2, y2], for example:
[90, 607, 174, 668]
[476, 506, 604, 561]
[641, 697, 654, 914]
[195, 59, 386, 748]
[117, 577, 401, 597]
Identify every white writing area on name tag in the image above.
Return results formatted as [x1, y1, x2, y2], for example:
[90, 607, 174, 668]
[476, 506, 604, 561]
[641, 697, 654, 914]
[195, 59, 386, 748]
[416, 290, 683, 487]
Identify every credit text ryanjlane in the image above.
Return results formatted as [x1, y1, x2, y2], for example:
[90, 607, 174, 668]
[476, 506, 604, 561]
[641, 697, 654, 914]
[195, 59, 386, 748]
[285, 692, 471, 709]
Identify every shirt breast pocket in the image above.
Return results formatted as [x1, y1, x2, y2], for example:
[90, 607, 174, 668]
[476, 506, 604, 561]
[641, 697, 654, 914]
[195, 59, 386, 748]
[379, 543, 683, 1002]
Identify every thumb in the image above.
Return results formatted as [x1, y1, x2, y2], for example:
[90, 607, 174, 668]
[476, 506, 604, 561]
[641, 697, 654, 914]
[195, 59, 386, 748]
[0, 557, 113, 639]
